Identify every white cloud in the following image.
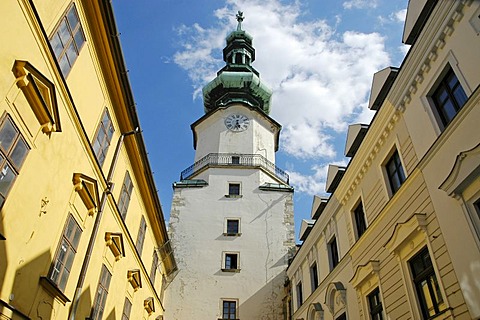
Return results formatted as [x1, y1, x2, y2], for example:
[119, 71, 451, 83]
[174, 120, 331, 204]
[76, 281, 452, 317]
[394, 9, 407, 23]
[287, 159, 349, 196]
[343, 0, 378, 10]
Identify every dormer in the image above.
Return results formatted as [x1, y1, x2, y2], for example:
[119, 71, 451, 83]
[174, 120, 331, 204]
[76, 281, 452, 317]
[402, 0, 437, 45]
[325, 165, 346, 193]
[368, 67, 399, 110]
[311, 195, 328, 220]
[345, 124, 369, 157]
[299, 219, 315, 241]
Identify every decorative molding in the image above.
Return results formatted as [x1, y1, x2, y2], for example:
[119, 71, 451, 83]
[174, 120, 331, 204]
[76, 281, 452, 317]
[384, 213, 428, 254]
[72, 173, 100, 215]
[12, 60, 60, 133]
[324, 282, 346, 315]
[439, 142, 480, 197]
[144, 297, 155, 315]
[105, 232, 125, 261]
[127, 269, 142, 291]
[350, 260, 380, 289]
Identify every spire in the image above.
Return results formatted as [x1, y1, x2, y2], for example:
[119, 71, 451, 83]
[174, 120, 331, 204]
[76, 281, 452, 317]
[202, 12, 272, 114]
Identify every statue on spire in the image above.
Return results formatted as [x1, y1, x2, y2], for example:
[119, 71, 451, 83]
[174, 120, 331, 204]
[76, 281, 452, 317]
[236, 11, 244, 31]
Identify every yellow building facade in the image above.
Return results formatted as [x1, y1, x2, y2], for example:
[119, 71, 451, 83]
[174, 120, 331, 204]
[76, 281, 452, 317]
[288, 1, 480, 320]
[0, 1, 175, 319]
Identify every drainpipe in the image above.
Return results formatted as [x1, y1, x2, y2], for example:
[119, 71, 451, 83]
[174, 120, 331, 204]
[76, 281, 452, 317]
[69, 128, 139, 320]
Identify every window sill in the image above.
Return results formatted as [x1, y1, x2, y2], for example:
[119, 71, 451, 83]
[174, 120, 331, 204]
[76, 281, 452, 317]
[223, 233, 242, 237]
[221, 268, 241, 273]
[225, 195, 242, 198]
[426, 307, 453, 320]
[39, 276, 71, 305]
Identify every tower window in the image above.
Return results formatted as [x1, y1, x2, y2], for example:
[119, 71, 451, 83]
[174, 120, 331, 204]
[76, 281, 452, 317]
[225, 219, 240, 236]
[223, 252, 239, 271]
[228, 183, 241, 197]
[222, 300, 237, 319]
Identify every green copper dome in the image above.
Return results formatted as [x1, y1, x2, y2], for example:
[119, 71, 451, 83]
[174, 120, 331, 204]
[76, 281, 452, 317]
[202, 12, 272, 114]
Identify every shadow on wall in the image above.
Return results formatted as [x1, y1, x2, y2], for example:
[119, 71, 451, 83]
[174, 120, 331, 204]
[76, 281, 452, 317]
[0, 217, 6, 300]
[239, 272, 286, 319]
[7, 250, 53, 319]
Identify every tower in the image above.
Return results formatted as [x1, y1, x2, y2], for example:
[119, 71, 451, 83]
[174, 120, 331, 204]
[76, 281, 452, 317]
[165, 12, 295, 319]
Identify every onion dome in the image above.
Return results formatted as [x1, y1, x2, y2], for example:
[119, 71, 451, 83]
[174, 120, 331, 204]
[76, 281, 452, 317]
[202, 11, 272, 114]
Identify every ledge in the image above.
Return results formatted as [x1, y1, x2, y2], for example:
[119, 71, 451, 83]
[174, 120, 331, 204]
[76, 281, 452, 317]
[223, 233, 242, 237]
[225, 195, 242, 198]
[221, 268, 241, 273]
[40, 276, 70, 305]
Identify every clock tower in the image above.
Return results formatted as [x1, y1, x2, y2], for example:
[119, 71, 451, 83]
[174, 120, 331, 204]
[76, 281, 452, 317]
[164, 12, 295, 320]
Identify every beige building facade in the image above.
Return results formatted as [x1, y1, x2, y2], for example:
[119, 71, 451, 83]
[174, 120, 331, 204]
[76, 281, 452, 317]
[287, 1, 480, 320]
[0, 1, 175, 319]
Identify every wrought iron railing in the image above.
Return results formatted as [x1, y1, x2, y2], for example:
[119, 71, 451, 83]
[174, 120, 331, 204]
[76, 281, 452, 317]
[180, 153, 289, 183]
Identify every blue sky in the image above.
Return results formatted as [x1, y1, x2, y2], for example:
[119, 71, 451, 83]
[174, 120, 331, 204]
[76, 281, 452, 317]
[113, 0, 409, 241]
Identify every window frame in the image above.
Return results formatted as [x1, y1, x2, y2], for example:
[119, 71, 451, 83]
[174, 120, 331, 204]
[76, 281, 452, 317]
[92, 108, 115, 167]
[295, 281, 303, 309]
[227, 182, 241, 197]
[91, 264, 112, 320]
[0, 113, 30, 208]
[367, 287, 383, 320]
[121, 297, 132, 320]
[150, 250, 159, 284]
[49, 3, 86, 76]
[310, 261, 319, 293]
[224, 218, 241, 236]
[384, 149, 406, 196]
[222, 252, 240, 272]
[221, 299, 238, 320]
[48, 214, 82, 291]
[429, 66, 468, 128]
[135, 216, 147, 257]
[118, 171, 133, 220]
[328, 236, 339, 271]
[408, 247, 446, 319]
[353, 200, 367, 240]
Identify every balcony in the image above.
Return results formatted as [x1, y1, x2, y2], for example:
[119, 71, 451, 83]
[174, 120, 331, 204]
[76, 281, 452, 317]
[180, 153, 289, 184]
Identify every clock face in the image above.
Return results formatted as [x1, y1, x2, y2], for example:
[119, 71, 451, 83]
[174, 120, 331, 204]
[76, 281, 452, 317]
[225, 114, 250, 132]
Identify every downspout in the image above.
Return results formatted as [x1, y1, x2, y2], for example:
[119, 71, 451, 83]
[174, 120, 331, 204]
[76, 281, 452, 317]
[68, 128, 138, 320]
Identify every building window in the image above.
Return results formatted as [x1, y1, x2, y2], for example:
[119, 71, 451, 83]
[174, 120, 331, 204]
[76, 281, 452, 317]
[118, 171, 133, 220]
[49, 214, 82, 291]
[91, 265, 112, 320]
[474, 198, 480, 220]
[135, 216, 147, 257]
[409, 247, 446, 319]
[50, 4, 85, 76]
[368, 288, 383, 320]
[310, 262, 319, 292]
[228, 183, 241, 196]
[225, 219, 240, 235]
[336, 313, 347, 320]
[353, 201, 367, 239]
[92, 109, 114, 167]
[222, 300, 237, 320]
[328, 236, 339, 271]
[385, 150, 406, 195]
[431, 67, 468, 127]
[150, 250, 158, 284]
[296, 281, 303, 309]
[223, 253, 239, 271]
[231, 156, 240, 164]
[121, 298, 132, 320]
[0, 114, 29, 208]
